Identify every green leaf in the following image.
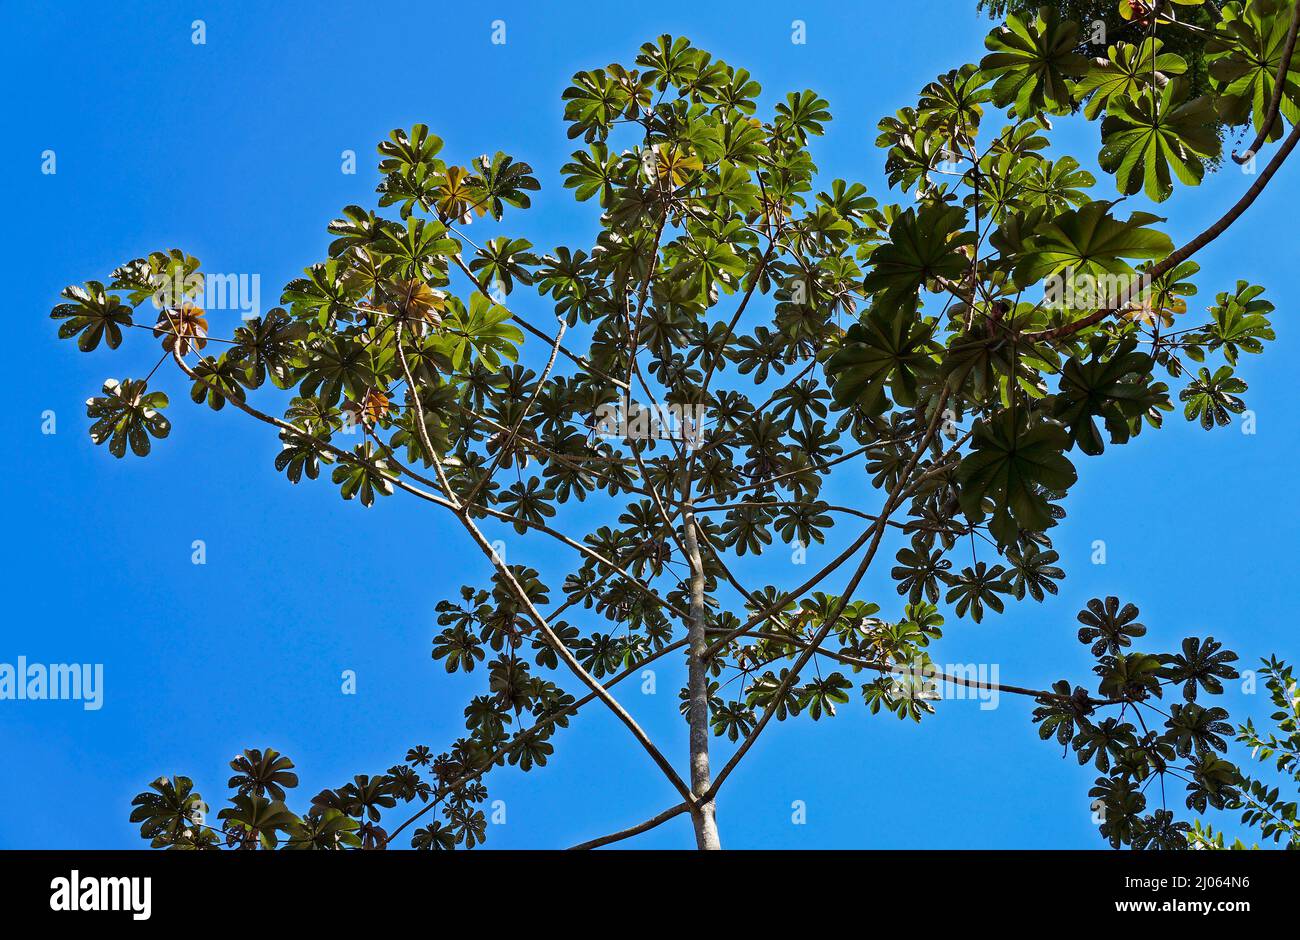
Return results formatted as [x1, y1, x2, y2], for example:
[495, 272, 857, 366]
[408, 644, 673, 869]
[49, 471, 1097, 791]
[942, 562, 1012, 623]
[1013, 201, 1173, 288]
[862, 204, 976, 300]
[1206, 0, 1300, 141]
[979, 7, 1089, 117]
[1204, 281, 1275, 365]
[1179, 365, 1247, 429]
[1099, 79, 1221, 203]
[51, 281, 134, 352]
[85, 378, 171, 458]
[216, 794, 300, 850]
[1049, 337, 1165, 455]
[472, 151, 540, 220]
[129, 776, 205, 847]
[955, 410, 1077, 546]
[1074, 38, 1187, 120]
[1076, 596, 1146, 657]
[229, 308, 307, 390]
[826, 302, 938, 414]
[436, 293, 524, 371]
[377, 123, 444, 175]
[331, 443, 395, 507]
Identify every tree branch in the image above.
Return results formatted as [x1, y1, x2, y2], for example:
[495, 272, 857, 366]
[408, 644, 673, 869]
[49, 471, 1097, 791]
[566, 800, 691, 850]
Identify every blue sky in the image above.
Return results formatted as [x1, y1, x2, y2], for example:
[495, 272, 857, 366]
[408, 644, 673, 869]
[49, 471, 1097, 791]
[2, 0, 1296, 849]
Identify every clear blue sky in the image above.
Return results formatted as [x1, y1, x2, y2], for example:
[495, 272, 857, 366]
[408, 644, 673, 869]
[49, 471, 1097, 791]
[2, 0, 1296, 849]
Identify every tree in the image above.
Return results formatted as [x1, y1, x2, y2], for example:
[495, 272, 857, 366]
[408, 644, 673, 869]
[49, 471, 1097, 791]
[1189, 658, 1300, 848]
[56, 2, 1296, 849]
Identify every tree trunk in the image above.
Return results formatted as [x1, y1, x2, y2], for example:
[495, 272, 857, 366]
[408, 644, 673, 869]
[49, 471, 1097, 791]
[681, 504, 722, 849]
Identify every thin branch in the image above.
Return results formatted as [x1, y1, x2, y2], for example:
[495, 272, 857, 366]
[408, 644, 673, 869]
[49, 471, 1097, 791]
[703, 388, 952, 801]
[461, 319, 567, 506]
[566, 801, 691, 850]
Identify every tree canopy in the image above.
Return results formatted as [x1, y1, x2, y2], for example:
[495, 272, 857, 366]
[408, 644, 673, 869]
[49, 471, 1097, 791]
[55, 1, 1298, 849]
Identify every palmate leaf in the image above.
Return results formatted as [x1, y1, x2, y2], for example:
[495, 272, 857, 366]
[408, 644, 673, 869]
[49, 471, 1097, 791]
[1049, 337, 1165, 455]
[331, 443, 395, 507]
[1004, 542, 1063, 602]
[378, 216, 459, 282]
[286, 808, 361, 850]
[774, 90, 833, 144]
[1165, 703, 1233, 758]
[1090, 775, 1147, 849]
[296, 336, 380, 407]
[1132, 810, 1193, 851]
[1032, 680, 1095, 746]
[1160, 636, 1240, 702]
[1074, 717, 1138, 771]
[326, 205, 400, 257]
[435, 293, 523, 371]
[891, 533, 952, 604]
[469, 238, 539, 297]
[563, 68, 642, 143]
[1125, 258, 1199, 329]
[941, 561, 1012, 623]
[281, 260, 367, 327]
[1099, 79, 1221, 203]
[940, 328, 1027, 402]
[1206, 0, 1300, 141]
[955, 410, 1076, 547]
[111, 249, 203, 307]
[1179, 365, 1247, 429]
[129, 775, 205, 846]
[228, 747, 299, 801]
[1022, 156, 1095, 214]
[1076, 596, 1146, 657]
[189, 354, 248, 412]
[671, 226, 746, 301]
[826, 302, 938, 415]
[1012, 200, 1173, 288]
[862, 673, 936, 723]
[978, 6, 1088, 117]
[917, 64, 991, 143]
[711, 701, 758, 741]
[862, 204, 976, 300]
[411, 821, 458, 851]
[877, 109, 955, 193]
[1203, 280, 1275, 365]
[745, 669, 803, 721]
[797, 672, 852, 720]
[377, 123, 444, 175]
[473, 151, 540, 220]
[85, 378, 171, 458]
[217, 794, 300, 850]
[275, 432, 333, 484]
[1095, 651, 1164, 701]
[153, 303, 209, 356]
[229, 308, 307, 390]
[51, 281, 134, 352]
[1185, 754, 1242, 813]
[1074, 38, 1188, 121]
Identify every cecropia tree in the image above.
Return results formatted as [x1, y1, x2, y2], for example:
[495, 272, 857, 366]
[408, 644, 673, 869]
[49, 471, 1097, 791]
[54, 2, 1294, 849]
